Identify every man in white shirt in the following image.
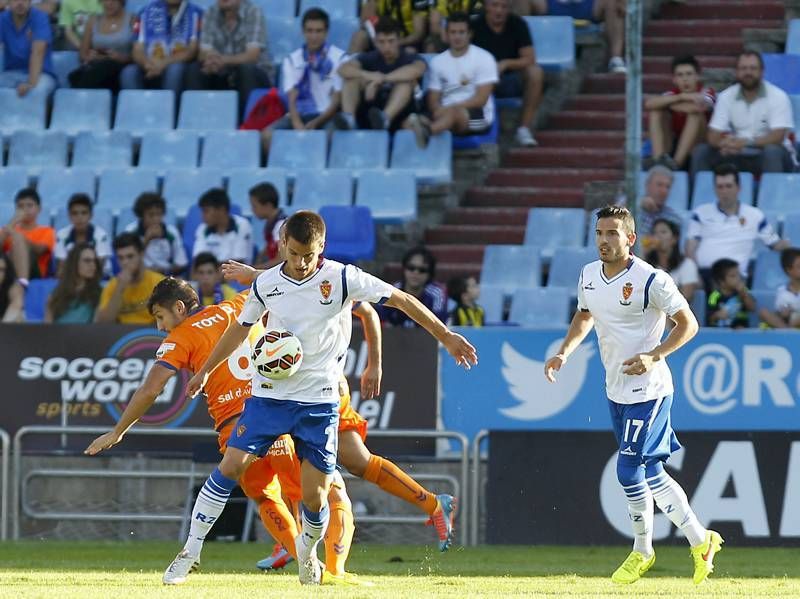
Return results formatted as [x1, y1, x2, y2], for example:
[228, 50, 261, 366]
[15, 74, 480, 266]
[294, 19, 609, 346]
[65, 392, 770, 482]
[409, 11, 498, 147]
[544, 205, 723, 586]
[192, 188, 253, 264]
[690, 51, 795, 179]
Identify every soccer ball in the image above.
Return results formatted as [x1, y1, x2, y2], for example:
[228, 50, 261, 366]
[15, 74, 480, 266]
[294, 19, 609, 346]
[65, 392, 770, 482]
[251, 330, 303, 380]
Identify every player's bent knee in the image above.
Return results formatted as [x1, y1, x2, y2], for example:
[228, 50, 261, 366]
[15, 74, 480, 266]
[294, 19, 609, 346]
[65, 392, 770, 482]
[616, 457, 645, 488]
[644, 460, 665, 480]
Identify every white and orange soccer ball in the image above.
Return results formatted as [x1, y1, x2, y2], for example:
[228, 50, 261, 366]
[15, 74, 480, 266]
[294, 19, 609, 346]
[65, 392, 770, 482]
[251, 330, 303, 380]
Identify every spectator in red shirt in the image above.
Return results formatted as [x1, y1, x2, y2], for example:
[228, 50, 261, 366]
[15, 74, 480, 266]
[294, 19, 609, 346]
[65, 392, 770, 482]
[645, 55, 716, 171]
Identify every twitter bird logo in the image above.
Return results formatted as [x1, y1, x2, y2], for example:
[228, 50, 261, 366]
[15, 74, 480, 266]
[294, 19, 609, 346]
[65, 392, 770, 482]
[500, 338, 596, 421]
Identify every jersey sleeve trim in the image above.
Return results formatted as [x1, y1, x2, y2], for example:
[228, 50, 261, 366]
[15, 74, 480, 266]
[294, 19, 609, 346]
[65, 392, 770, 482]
[643, 272, 657, 310]
[155, 360, 178, 372]
[341, 265, 349, 307]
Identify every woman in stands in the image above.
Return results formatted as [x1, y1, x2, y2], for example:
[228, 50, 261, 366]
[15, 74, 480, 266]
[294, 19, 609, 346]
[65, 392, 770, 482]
[0, 252, 24, 323]
[68, 0, 134, 92]
[645, 218, 700, 303]
[45, 244, 103, 324]
[377, 246, 449, 327]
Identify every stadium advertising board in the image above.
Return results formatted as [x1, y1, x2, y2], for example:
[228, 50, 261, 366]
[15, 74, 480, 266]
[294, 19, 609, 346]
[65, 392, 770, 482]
[441, 328, 800, 441]
[0, 325, 437, 453]
[487, 431, 800, 547]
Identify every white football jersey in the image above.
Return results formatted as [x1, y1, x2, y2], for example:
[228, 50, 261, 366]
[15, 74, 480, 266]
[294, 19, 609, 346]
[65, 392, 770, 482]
[238, 260, 395, 403]
[577, 255, 689, 405]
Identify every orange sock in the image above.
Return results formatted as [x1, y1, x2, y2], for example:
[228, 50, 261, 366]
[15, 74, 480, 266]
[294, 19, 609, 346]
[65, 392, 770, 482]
[257, 498, 299, 559]
[323, 500, 354, 576]
[363, 455, 439, 515]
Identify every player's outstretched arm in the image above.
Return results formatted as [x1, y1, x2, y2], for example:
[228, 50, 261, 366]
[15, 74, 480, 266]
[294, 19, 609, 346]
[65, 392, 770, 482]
[84, 363, 174, 455]
[544, 310, 595, 382]
[383, 290, 478, 369]
[186, 321, 251, 398]
[622, 307, 698, 375]
[354, 301, 383, 399]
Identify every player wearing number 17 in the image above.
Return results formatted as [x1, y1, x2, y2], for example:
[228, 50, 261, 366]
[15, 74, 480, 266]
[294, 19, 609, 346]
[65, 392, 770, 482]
[172, 211, 477, 586]
[544, 205, 723, 585]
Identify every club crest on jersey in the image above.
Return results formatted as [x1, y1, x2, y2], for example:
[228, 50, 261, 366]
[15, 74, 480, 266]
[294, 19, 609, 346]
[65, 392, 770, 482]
[236, 424, 246, 437]
[319, 280, 333, 305]
[620, 282, 633, 306]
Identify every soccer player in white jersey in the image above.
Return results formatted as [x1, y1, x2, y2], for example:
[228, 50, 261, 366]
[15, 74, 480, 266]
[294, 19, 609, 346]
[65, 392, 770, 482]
[165, 211, 477, 586]
[544, 205, 723, 585]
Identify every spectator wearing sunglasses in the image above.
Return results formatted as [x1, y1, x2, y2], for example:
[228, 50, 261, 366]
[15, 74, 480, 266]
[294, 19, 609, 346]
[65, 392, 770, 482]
[377, 245, 448, 327]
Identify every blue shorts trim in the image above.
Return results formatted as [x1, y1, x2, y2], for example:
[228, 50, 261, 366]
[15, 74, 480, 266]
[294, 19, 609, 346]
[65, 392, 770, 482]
[608, 395, 681, 467]
[227, 397, 339, 474]
[547, 0, 596, 21]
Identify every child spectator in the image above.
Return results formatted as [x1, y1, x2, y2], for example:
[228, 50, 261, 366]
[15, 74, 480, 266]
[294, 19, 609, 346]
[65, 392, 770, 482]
[644, 218, 700, 303]
[124, 192, 188, 276]
[759, 247, 800, 329]
[45, 243, 103, 323]
[707, 258, 755, 328]
[54, 193, 112, 273]
[58, 0, 101, 50]
[248, 182, 286, 269]
[192, 188, 253, 264]
[447, 275, 484, 326]
[0, 252, 25, 322]
[191, 252, 237, 306]
[0, 188, 56, 281]
[377, 246, 448, 327]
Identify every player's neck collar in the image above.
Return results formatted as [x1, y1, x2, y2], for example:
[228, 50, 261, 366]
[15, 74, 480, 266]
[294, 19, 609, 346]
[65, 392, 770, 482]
[600, 256, 634, 284]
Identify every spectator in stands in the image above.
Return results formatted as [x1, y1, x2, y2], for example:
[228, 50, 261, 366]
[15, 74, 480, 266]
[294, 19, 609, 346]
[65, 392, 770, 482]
[58, 0, 100, 50]
[0, 188, 55, 281]
[261, 8, 345, 153]
[44, 243, 103, 323]
[192, 188, 253, 263]
[759, 247, 800, 329]
[644, 218, 699, 303]
[0, 0, 56, 98]
[183, 0, 271, 118]
[707, 257, 755, 328]
[409, 12, 497, 148]
[520, 0, 626, 73]
[447, 274, 484, 326]
[350, 0, 429, 54]
[95, 232, 164, 324]
[645, 55, 716, 171]
[427, 0, 484, 53]
[337, 16, 426, 132]
[0, 252, 25, 323]
[690, 51, 795, 179]
[377, 246, 448, 327]
[686, 163, 791, 284]
[53, 193, 112, 273]
[119, 0, 201, 96]
[471, 0, 541, 147]
[124, 192, 187, 276]
[0, 0, 58, 16]
[67, 0, 134, 91]
[637, 165, 683, 244]
[248, 182, 286, 269]
[191, 251, 237, 305]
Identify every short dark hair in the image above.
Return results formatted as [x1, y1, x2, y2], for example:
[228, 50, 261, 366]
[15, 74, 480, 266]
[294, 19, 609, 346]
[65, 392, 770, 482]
[302, 7, 329, 29]
[192, 251, 220, 271]
[446, 11, 471, 29]
[447, 275, 471, 304]
[284, 210, 326, 245]
[15, 187, 40, 206]
[711, 258, 739, 283]
[671, 54, 700, 73]
[113, 231, 144, 253]
[713, 162, 740, 186]
[780, 247, 800, 273]
[133, 192, 166, 219]
[198, 188, 231, 212]
[249, 182, 279, 208]
[737, 50, 764, 69]
[401, 246, 437, 285]
[67, 193, 93, 212]
[147, 276, 200, 314]
[595, 205, 636, 236]
[375, 16, 401, 36]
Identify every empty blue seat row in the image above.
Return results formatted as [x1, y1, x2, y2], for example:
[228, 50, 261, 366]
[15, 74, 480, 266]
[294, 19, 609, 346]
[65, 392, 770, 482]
[523, 16, 576, 71]
[524, 207, 587, 258]
[762, 53, 800, 94]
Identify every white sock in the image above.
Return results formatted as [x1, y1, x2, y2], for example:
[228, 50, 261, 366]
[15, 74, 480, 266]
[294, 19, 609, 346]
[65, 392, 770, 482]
[647, 469, 706, 547]
[298, 504, 330, 553]
[623, 481, 654, 557]
[184, 468, 236, 556]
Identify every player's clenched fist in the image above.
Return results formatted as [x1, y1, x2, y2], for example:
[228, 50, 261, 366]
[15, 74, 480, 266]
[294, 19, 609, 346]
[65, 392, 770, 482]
[84, 430, 124, 456]
[544, 353, 566, 383]
[443, 332, 478, 369]
[222, 260, 257, 285]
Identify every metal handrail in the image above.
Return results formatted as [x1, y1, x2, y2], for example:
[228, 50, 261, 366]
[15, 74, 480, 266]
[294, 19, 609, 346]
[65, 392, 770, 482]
[1, 428, 9, 540]
[470, 429, 489, 546]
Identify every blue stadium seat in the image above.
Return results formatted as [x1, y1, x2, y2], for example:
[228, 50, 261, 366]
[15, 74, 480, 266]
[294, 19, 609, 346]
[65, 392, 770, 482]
[252, 0, 297, 18]
[355, 170, 416, 223]
[97, 168, 159, 213]
[757, 173, 800, 221]
[267, 130, 328, 176]
[299, 0, 357, 19]
[691, 289, 706, 327]
[750, 289, 777, 327]
[638, 170, 689, 212]
[266, 17, 303, 66]
[318, 205, 375, 263]
[479, 284, 506, 324]
[201, 130, 261, 169]
[0, 167, 30, 202]
[114, 90, 175, 137]
[162, 168, 225, 217]
[125, 0, 149, 14]
[54, 206, 114, 236]
[228, 168, 289, 213]
[51, 51, 80, 88]
[50, 89, 111, 135]
[783, 212, 800, 242]
[752, 250, 788, 291]
[452, 112, 499, 150]
[547, 246, 597, 288]
[480, 245, 542, 295]
[691, 170, 754, 209]
[787, 19, 800, 55]
[524, 16, 576, 71]
[524, 207, 586, 259]
[329, 130, 389, 172]
[36, 168, 96, 215]
[762, 53, 800, 94]
[328, 17, 359, 50]
[791, 95, 800, 138]
[292, 170, 352, 212]
[72, 131, 133, 169]
[0, 201, 15, 226]
[8, 132, 68, 169]
[178, 91, 238, 132]
[139, 131, 200, 171]
[390, 130, 452, 184]
[25, 278, 59, 322]
[509, 287, 570, 327]
[0, 89, 46, 132]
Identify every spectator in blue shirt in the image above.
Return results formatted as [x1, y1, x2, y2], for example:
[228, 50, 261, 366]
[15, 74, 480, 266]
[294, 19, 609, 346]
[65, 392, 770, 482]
[0, 0, 56, 98]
